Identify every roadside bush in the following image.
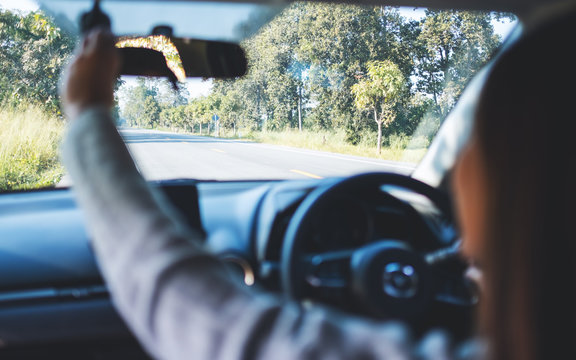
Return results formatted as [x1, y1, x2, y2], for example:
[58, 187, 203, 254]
[406, 135, 430, 149]
[358, 129, 378, 149]
[0, 106, 64, 191]
[250, 128, 427, 162]
[387, 133, 410, 150]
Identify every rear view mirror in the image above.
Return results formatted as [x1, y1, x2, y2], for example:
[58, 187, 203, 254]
[117, 36, 247, 82]
[118, 47, 179, 83]
[78, 1, 247, 82]
[172, 38, 247, 78]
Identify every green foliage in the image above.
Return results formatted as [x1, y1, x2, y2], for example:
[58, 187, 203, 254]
[114, 3, 508, 160]
[120, 78, 160, 127]
[141, 96, 161, 128]
[195, 3, 502, 147]
[0, 9, 76, 115]
[414, 10, 501, 117]
[352, 60, 405, 122]
[352, 60, 405, 153]
[0, 106, 64, 191]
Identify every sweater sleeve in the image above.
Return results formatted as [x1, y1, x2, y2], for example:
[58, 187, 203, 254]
[60, 107, 413, 360]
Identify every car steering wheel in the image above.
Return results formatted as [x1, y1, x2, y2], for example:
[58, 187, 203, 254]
[281, 172, 474, 322]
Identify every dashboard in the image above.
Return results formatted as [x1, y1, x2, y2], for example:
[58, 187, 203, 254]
[0, 175, 475, 358]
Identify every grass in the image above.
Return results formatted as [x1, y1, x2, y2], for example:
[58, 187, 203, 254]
[195, 127, 428, 164]
[0, 106, 65, 191]
[249, 129, 427, 163]
[155, 125, 428, 163]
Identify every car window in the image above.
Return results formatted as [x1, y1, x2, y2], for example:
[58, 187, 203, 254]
[0, 1, 517, 191]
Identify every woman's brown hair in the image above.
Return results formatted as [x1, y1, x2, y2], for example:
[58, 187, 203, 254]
[473, 10, 576, 360]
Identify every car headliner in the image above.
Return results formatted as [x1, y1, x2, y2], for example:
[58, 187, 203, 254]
[37, 0, 286, 41]
[37, 0, 576, 16]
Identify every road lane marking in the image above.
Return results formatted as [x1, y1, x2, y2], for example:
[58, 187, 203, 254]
[290, 169, 323, 179]
[240, 143, 415, 170]
[211, 148, 226, 153]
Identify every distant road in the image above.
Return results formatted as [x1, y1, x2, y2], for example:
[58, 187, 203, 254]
[59, 128, 416, 185]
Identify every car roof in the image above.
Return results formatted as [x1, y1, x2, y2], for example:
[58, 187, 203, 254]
[38, 0, 576, 15]
[76, 0, 576, 10]
[37, 0, 576, 42]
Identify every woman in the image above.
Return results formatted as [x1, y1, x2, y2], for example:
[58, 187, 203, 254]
[453, 9, 576, 360]
[60, 8, 576, 360]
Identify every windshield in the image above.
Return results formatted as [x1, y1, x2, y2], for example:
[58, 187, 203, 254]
[0, 0, 517, 190]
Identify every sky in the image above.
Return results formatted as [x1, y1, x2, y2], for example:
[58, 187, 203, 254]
[0, 0, 38, 12]
[399, 6, 517, 37]
[1, 0, 516, 100]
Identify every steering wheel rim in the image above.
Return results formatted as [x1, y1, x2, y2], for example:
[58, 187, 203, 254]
[281, 172, 457, 318]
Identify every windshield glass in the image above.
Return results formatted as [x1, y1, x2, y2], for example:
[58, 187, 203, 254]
[0, 0, 517, 190]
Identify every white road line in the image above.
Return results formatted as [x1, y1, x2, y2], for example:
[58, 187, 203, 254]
[120, 130, 417, 171]
[236, 142, 416, 170]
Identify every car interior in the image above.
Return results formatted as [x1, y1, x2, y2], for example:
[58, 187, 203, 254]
[0, 0, 573, 358]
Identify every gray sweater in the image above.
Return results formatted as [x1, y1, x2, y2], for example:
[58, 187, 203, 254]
[61, 107, 444, 360]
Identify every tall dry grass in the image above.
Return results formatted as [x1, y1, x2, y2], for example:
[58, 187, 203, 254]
[0, 106, 65, 191]
[247, 129, 428, 163]
[184, 126, 428, 163]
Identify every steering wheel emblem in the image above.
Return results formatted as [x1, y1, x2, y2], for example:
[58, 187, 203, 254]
[383, 262, 418, 298]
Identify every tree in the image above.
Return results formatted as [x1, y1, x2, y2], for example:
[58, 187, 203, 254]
[220, 88, 244, 136]
[155, 79, 189, 107]
[414, 10, 501, 118]
[120, 78, 159, 127]
[0, 9, 76, 114]
[192, 99, 206, 134]
[141, 95, 161, 128]
[352, 60, 404, 154]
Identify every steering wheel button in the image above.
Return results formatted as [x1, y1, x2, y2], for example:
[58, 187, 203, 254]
[383, 262, 418, 298]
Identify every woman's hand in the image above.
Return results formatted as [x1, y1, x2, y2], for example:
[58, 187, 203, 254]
[60, 27, 120, 120]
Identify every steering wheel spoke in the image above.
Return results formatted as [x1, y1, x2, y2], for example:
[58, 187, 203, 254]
[303, 250, 355, 289]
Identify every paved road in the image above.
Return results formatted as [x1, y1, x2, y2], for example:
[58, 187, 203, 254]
[60, 128, 416, 185]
